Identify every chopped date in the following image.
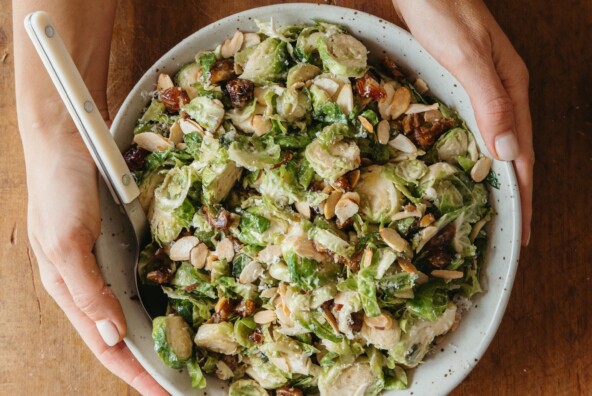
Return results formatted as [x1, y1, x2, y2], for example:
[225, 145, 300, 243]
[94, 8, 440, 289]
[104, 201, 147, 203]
[159, 87, 190, 113]
[209, 59, 236, 84]
[381, 55, 405, 79]
[204, 206, 232, 230]
[226, 78, 255, 108]
[248, 328, 264, 344]
[348, 311, 364, 333]
[332, 176, 352, 192]
[425, 248, 453, 268]
[276, 386, 304, 396]
[220, 355, 239, 371]
[236, 299, 257, 317]
[355, 72, 386, 100]
[425, 223, 456, 250]
[146, 267, 173, 284]
[123, 145, 149, 172]
[408, 117, 456, 149]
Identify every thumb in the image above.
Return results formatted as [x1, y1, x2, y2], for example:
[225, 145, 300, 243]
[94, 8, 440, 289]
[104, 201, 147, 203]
[48, 239, 127, 346]
[450, 57, 520, 161]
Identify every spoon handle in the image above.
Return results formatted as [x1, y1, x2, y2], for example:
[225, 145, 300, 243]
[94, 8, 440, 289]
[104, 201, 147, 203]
[24, 11, 139, 205]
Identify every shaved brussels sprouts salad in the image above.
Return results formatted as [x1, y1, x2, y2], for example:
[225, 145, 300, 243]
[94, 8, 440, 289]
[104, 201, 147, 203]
[125, 18, 494, 396]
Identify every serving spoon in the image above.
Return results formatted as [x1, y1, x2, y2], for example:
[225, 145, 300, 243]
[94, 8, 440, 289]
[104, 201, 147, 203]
[25, 11, 167, 320]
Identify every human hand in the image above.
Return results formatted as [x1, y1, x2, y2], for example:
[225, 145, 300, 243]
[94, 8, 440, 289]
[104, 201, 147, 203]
[393, 0, 533, 245]
[24, 119, 168, 395]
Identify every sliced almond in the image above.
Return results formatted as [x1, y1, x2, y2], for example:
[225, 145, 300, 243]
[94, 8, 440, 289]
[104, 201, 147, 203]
[260, 287, 278, 299]
[416, 226, 439, 252]
[379, 228, 409, 252]
[179, 118, 204, 135]
[364, 311, 393, 330]
[254, 309, 277, 324]
[471, 156, 492, 183]
[388, 133, 417, 153]
[378, 83, 396, 119]
[336, 83, 354, 115]
[190, 243, 209, 269]
[361, 247, 373, 268]
[470, 219, 488, 242]
[169, 121, 184, 145]
[405, 102, 439, 115]
[221, 31, 244, 58]
[313, 77, 341, 97]
[321, 184, 334, 195]
[169, 236, 200, 261]
[205, 254, 219, 271]
[389, 86, 412, 120]
[239, 260, 264, 284]
[258, 245, 282, 264]
[420, 213, 436, 228]
[321, 306, 340, 333]
[295, 201, 311, 219]
[335, 198, 359, 223]
[376, 120, 390, 145]
[215, 360, 234, 380]
[254, 86, 267, 104]
[241, 32, 261, 49]
[431, 269, 464, 280]
[133, 132, 173, 152]
[341, 191, 360, 205]
[215, 238, 235, 262]
[416, 271, 429, 285]
[347, 170, 361, 188]
[157, 73, 174, 92]
[324, 190, 343, 219]
[413, 78, 429, 94]
[251, 115, 272, 136]
[358, 116, 374, 133]
[398, 257, 418, 274]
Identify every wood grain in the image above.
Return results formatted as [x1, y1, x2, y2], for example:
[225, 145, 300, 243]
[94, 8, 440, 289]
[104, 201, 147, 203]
[1, 0, 590, 395]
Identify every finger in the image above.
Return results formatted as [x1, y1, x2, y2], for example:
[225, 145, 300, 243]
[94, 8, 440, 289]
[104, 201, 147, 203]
[37, 257, 169, 396]
[447, 51, 520, 162]
[44, 231, 127, 346]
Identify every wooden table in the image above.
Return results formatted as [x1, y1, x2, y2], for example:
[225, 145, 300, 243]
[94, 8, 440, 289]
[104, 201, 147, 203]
[1, 1, 590, 395]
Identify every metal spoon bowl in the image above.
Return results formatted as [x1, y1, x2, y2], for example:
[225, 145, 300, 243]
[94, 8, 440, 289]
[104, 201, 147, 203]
[25, 11, 167, 320]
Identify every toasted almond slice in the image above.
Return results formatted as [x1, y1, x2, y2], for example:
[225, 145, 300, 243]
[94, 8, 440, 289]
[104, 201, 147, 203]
[378, 83, 396, 119]
[239, 260, 264, 284]
[414, 78, 429, 94]
[133, 132, 173, 152]
[405, 102, 439, 115]
[157, 73, 174, 92]
[358, 115, 374, 133]
[324, 190, 343, 219]
[361, 247, 373, 268]
[348, 169, 361, 188]
[251, 115, 272, 136]
[221, 31, 244, 58]
[398, 257, 418, 274]
[376, 120, 390, 143]
[364, 311, 393, 330]
[335, 198, 359, 222]
[416, 271, 429, 285]
[242, 32, 261, 49]
[416, 226, 439, 252]
[321, 184, 334, 195]
[254, 310, 277, 324]
[471, 156, 493, 183]
[215, 297, 230, 313]
[169, 236, 200, 261]
[215, 238, 235, 262]
[260, 287, 278, 299]
[420, 213, 436, 228]
[179, 118, 204, 135]
[322, 306, 340, 333]
[336, 83, 354, 115]
[295, 201, 311, 219]
[389, 86, 412, 120]
[470, 219, 488, 242]
[258, 245, 282, 264]
[431, 269, 464, 280]
[190, 243, 209, 269]
[341, 191, 360, 205]
[216, 360, 234, 380]
[377, 120, 390, 145]
[388, 133, 417, 153]
[313, 77, 341, 97]
[169, 121, 184, 145]
[379, 228, 409, 252]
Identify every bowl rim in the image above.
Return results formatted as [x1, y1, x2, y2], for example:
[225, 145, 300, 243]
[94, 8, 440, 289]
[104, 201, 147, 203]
[108, 3, 521, 395]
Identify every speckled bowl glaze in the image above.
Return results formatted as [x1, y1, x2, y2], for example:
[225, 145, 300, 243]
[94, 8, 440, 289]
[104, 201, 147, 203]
[97, 4, 521, 395]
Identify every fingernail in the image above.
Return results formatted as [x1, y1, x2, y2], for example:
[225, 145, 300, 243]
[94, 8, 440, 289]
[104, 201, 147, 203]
[524, 228, 531, 247]
[96, 319, 120, 346]
[495, 132, 519, 161]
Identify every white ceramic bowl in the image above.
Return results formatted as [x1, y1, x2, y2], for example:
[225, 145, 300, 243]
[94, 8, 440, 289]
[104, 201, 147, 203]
[97, 4, 521, 395]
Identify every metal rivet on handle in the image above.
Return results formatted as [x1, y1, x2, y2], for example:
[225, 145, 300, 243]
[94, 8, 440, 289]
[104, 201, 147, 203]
[84, 101, 94, 113]
[45, 25, 54, 38]
[122, 174, 131, 186]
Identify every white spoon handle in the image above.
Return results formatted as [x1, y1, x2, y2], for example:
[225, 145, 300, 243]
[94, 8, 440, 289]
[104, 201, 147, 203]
[24, 11, 139, 205]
